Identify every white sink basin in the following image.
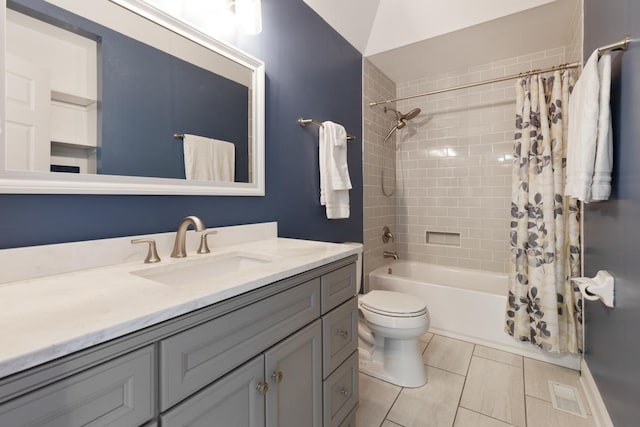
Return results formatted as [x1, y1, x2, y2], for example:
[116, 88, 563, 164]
[131, 251, 275, 287]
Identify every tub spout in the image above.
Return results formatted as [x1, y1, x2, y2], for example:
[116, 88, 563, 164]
[383, 251, 399, 260]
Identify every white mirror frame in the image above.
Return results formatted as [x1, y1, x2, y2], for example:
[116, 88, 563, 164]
[0, 0, 265, 195]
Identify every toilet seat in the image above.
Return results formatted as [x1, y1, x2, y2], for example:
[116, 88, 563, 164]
[360, 290, 427, 318]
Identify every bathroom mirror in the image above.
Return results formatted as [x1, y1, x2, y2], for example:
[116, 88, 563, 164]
[0, 0, 265, 195]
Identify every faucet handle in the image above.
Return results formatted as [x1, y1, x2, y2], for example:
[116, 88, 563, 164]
[131, 238, 161, 263]
[382, 226, 394, 243]
[197, 230, 218, 254]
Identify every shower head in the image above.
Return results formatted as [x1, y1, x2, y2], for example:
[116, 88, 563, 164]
[382, 106, 421, 143]
[402, 108, 421, 121]
[383, 106, 422, 122]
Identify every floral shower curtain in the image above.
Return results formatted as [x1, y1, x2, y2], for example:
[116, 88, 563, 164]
[505, 71, 583, 354]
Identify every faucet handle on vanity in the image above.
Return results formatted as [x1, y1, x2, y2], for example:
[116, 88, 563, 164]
[131, 238, 161, 264]
[197, 230, 218, 254]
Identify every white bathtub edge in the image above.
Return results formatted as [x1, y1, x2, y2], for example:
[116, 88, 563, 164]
[579, 359, 614, 427]
[430, 327, 581, 370]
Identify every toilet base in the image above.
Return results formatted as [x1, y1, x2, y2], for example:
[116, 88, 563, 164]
[358, 338, 427, 388]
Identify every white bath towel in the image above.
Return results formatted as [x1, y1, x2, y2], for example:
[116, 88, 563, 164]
[591, 53, 613, 201]
[319, 121, 351, 219]
[565, 51, 613, 202]
[183, 134, 235, 182]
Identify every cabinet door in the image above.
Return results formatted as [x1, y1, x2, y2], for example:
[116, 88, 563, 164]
[0, 346, 154, 427]
[161, 356, 265, 427]
[265, 320, 322, 427]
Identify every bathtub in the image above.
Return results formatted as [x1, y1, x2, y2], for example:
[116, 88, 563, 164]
[369, 261, 580, 369]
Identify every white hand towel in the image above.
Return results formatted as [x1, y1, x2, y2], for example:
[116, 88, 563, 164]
[183, 134, 235, 182]
[328, 122, 352, 190]
[565, 51, 614, 202]
[319, 121, 351, 219]
[591, 53, 613, 201]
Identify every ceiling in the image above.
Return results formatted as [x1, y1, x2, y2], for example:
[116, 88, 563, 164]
[302, 0, 579, 82]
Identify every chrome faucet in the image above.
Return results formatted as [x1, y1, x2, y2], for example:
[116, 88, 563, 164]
[171, 216, 206, 258]
[383, 251, 399, 260]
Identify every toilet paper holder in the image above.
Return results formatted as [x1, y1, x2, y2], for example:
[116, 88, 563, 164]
[571, 270, 615, 308]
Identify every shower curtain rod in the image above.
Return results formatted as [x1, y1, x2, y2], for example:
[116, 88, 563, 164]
[369, 36, 630, 107]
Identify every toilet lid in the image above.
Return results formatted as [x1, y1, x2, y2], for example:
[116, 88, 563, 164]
[360, 290, 427, 317]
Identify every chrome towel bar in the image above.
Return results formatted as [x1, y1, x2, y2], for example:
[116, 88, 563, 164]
[298, 118, 356, 141]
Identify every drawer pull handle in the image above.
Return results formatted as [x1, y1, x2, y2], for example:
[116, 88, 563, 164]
[257, 382, 269, 395]
[271, 370, 284, 384]
[339, 387, 349, 397]
[338, 329, 349, 338]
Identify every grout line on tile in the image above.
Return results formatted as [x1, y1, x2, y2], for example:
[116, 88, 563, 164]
[462, 343, 475, 376]
[382, 385, 404, 427]
[422, 362, 467, 378]
[452, 343, 475, 427]
[358, 370, 400, 387]
[457, 406, 518, 426]
[472, 353, 522, 368]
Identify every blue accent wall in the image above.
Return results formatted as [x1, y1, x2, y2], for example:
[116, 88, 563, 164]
[583, 1, 640, 425]
[101, 38, 250, 181]
[0, 0, 363, 248]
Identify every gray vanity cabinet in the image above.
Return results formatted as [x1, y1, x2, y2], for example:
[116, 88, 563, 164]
[0, 256, 358, 427]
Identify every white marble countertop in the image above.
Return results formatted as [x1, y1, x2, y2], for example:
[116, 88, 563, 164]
[0, 226, 361, 379]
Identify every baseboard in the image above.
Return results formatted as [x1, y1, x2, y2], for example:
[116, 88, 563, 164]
[580, 359, 614, 427]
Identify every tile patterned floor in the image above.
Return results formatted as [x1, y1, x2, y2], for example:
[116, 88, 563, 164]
[356, 334, 596, 427]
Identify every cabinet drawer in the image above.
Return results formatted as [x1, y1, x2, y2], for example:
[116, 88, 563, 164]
[160, 278, 321, 410]
[323, 351, 358, 427]
[161, 355, 265, 427]
[322, 297, 358, 378]
[321, 263, 357, 314]
[338, 406, 357, 427]
[0, 346, 154, 427]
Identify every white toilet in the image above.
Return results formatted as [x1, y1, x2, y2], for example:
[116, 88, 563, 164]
[358, 290, 430, 387]
[342, 243, 430, 388]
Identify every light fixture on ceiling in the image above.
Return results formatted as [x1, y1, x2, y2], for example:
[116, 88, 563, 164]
[235, 0, 262, 35]
[142, 0, 262, 35]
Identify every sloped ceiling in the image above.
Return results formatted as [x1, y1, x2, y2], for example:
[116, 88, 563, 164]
[302, 0, 577, 82]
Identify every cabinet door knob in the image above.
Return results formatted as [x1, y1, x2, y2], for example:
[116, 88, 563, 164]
[338, 329, 349, 338]
[339, 387, 349, 397]
[271, 370, 283, 384]
[257, 382, 269, 395]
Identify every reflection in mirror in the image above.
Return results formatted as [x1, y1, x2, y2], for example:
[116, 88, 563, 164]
[2, 0, 264, 193]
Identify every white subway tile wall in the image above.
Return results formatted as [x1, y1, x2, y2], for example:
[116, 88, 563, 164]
[394, 47, 569, 273]
[567, 0, 583, 64]
[363, 59, 397, 289]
